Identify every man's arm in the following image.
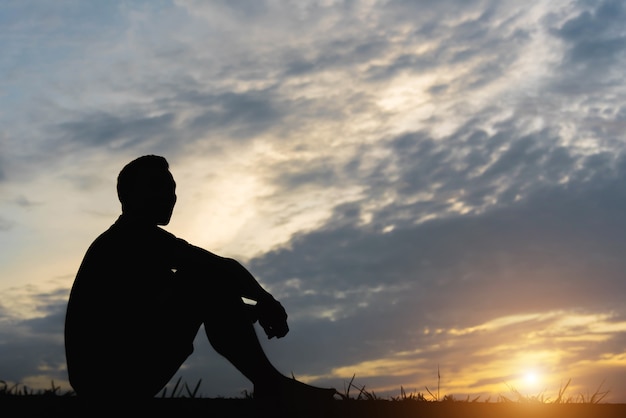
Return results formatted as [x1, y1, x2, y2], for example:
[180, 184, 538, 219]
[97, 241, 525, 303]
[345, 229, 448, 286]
[181, 240, 289, 339]
[171, 236, 271, 301]
[222, 257, 275, 302]
[221, 257, 289, 339]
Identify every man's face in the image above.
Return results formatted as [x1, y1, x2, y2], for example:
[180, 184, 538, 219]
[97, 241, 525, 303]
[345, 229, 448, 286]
[122, 168, 178, 225]
[150, 170, 177, 225]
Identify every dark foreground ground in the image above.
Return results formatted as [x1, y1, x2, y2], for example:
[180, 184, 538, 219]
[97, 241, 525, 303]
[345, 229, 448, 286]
[2, 397, 626, 418]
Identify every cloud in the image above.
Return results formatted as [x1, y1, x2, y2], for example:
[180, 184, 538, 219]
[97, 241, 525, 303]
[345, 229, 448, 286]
[0, 216, 13, 232]
[246, 152, 626, 386]
[362, 2, 534, 93]
[13, 195, 41, 208]
[55, 112, 177, 152]
[0, 284, 69, 387]
[549, 0, 626, 93]
[554, 0, 626, 65]
[184, 89, 285, 140]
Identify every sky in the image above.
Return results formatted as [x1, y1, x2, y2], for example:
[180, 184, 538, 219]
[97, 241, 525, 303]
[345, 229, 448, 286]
[1, 0, 625, 402]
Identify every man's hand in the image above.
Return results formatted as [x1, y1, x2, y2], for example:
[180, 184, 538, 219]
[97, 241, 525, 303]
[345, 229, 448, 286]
[256, 297, 289, 339]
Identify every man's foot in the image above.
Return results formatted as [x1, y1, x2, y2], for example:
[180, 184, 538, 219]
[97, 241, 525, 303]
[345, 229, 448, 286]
[254, 375, 336, 399]
[254, 376, 337, 417]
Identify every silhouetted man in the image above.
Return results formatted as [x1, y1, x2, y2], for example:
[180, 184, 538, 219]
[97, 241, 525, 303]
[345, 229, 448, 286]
[64, 155, 335, 409]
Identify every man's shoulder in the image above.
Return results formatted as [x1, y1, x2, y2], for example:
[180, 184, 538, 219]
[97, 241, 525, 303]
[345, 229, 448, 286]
[88, 218, 182, 249]
[82, 220, 193, 266]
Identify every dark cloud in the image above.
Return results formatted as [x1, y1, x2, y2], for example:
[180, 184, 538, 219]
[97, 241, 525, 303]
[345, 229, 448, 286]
[0, 216, 13, 231]
[49, 88, 288, 160]
[253, 166, 626, 316]
[555, 0, 626, 57]
[56, 112, 176, 151]
[14, 195, 41, 208]
[52, 86, 319, 160]
[0, 292, 68, 385]
[551, 0, 626, 89]
[184, 89, 283, 139]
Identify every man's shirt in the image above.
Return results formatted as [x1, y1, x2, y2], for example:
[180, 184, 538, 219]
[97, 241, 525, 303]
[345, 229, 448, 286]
[64, 214, 223, 393]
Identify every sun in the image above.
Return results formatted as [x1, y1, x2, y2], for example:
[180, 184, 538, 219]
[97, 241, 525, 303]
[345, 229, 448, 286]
[521, 369, 544, 391]
[524, 370, 539, 386]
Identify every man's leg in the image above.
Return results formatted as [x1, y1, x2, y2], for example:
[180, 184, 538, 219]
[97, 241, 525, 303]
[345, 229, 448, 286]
[200, 287, 286, 389]
[176, 268, 336, 401]
[134, 302, 203, 397]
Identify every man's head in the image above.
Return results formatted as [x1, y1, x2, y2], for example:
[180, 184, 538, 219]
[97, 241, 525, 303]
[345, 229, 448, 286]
[117, 155, 177, 225]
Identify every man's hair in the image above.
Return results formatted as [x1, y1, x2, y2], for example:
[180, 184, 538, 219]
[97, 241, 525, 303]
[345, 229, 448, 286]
[117, 155, 170, 208]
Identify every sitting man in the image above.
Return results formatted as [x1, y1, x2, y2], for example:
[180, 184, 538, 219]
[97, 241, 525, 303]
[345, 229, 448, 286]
[64, 155, 335, 408]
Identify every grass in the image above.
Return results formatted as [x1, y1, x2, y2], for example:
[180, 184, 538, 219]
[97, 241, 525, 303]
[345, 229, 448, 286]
[0, 374, 612, 404]
[333, 373, 610, 404]
[2, 375, 622, 418]
[498, 378, 610, 404]
[158, 376, 203, 398]
[0, 379, 74, 397]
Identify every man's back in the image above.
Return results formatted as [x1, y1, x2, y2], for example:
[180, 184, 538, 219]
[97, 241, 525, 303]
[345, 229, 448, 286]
[64, 215, 195, 396]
